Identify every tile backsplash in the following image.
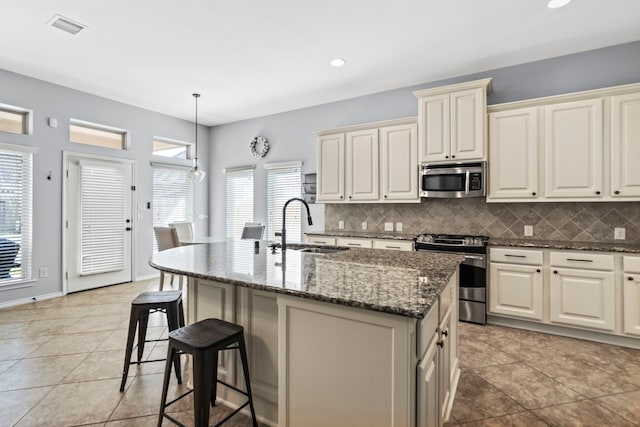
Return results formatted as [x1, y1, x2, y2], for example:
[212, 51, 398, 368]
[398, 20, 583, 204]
[325, 199, 640, 243]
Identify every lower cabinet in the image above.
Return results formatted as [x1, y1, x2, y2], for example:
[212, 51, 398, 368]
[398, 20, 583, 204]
[417, 333, 440, 427]
[623, 256, 640, 336]
[489, 263, 543, 320]
[306, 234, 414, 251]
[336, 237, 373, 248]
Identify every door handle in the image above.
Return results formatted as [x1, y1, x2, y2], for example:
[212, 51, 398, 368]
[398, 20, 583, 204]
[125, 227, 132, 231]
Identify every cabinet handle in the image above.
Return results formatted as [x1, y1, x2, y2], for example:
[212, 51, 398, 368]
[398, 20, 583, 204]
[595, 191, 601, 195]
[386, 246, 401, 249]
[614, 190, 620, 195]
[629, 277, 634, 281]
[553, 270, 558, 274]
[505, 254, 526, 258]
[442, 329, 449, 337]
[347, 243, 361, 247]
[532, 192, 537, 196]
[384, 195, 388, 198]
[566, 258, 593, 263]
[349, 196, 352, 199]
[451, 155, 456, 158]
[437, 341, 444, 348]
[340, 196, 343, 199]
[536, 269, 541, 273]
[445, 155, 449, 159]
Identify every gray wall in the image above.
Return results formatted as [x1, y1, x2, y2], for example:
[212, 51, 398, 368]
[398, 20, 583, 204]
[208, 40, 640, 241]
[0, 68, 209, 305]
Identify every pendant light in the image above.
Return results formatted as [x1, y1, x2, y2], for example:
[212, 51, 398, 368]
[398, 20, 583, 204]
[192, 93, 206, 183]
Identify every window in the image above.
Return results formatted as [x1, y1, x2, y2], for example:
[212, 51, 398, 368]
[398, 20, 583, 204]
[152, 164, 194, 251]
[225, 167, 254, 240]
[0, 103, 32, 135]
[70, 119, 128, 150]
[266, 162, 302, 242]
[153, 137, 192, 159]
[0, 143, 33, 285]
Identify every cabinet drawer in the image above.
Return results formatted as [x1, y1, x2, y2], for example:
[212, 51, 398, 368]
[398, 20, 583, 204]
[623, 256, 640, 274]
[549, 251, 614, 271]
[490, 247, 543, 265]
[306, 236, 336, 246]
[372, 239, 413, 251]
[336, 237, 373, 248]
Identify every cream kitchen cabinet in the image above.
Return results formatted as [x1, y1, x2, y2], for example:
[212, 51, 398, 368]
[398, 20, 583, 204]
[336, 237, 373, 248]
[549, 251, 615, 332]
[623, 256, 640, 336]
[611, 92, 640, 198]
[317, 133, 345, 202]
[316, 117, 419, 203]
[372, 239, 413, 251]
[489, 248, 544, 321]
[487, 107, 539, 200]
[414, 78, 492, 164]
[305, 235, 336, 246]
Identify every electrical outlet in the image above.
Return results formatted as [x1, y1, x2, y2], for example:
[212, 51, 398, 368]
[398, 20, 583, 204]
[384, 222, 394, 231]
[39, 267, 48, 278]
[338, 220, 344, 230]
[395, 222, 403, 232]
[615, 227, 626, 240]
[524, 225, 533, 237]
[361, 222, 367, 230]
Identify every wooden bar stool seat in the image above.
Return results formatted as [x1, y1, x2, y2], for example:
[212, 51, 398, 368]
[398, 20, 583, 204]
[120, 290, 185, 392]
[158, 318, 258, 427]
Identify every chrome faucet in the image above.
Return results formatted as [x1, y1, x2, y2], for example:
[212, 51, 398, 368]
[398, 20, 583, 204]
[281, 197, 313, 252]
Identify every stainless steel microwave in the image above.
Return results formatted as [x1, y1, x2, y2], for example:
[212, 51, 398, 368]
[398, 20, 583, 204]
[420, 161, 486, 198]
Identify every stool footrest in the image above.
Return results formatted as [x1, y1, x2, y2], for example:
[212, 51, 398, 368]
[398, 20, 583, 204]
[162, 412, 188, 427]
[163, 388, 194, 410]
[212, 401, 250, 427]
[217, 379, 250, 398]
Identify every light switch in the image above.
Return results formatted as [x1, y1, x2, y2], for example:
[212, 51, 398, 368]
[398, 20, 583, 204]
[338, 220, 344, 229]
[396, 222, 403, 232]
[524, 225, 533, 236]
[361, 222, 367, 230]
[615, 227, 626, 240]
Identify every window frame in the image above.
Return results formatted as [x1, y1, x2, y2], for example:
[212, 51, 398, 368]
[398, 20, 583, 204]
[265, 161, 303, 243]
[69, 118, 129, 150]
[0, 102, 33, 135]
[224, 165, 255, 240]
[152, 136, 194, 162]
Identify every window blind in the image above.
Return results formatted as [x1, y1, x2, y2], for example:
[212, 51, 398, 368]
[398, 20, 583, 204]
[225, 168, 254, 240]
[79, 163, 126, 275]
[266, 164, 302, 242]
[152, 165, 194, 251]
[0, 147, 32, 285]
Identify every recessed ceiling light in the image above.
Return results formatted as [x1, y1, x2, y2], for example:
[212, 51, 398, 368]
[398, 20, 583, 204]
[330, 58, 346, 67]
[548, 0, 572, 9]
[48, 14, 87, 35]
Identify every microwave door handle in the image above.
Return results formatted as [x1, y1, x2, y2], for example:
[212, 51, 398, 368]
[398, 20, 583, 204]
[465, 170, 470, 194]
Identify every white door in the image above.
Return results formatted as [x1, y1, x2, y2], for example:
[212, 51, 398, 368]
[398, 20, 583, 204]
[346, 129, 379, 201]
[611, 92, 640, 198]
[316, 134, 345, 202]
[380, 123, 418, 202]
[416, 335, 440, 427]
[450, 88, 485, 161]
[65, 155, 133, 292]
[623, 273, 640, 336]
[418, 93, 450, 162]
[489, 263, 543, 320]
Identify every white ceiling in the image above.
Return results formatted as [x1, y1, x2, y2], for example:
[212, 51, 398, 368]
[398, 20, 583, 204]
[1, 1, 640, 126]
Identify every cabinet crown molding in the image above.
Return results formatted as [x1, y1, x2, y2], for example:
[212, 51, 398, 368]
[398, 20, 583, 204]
[487, 81, 640, 113]
[413, 78, 493, 98]
[315, 116, 417, 136]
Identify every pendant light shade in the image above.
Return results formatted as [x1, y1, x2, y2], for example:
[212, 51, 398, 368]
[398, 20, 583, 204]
[192, 93, 206, 183]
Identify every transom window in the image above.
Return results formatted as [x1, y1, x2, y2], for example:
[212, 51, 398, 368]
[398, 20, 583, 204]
[153, 137, 192, 159]
[0, 103, 32, 135]
[70, 119, 128, 150]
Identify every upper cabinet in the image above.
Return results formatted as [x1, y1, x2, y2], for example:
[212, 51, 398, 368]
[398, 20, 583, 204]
[487, 82, 640, 202]
[316, 118, 419, 204]
[414, 78, 492, 164]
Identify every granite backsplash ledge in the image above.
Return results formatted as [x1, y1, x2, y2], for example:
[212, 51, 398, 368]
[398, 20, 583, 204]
[324, 199, 640, 244]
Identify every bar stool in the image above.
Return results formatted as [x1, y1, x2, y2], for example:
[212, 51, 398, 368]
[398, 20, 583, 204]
[120, 290, 185, 392]
[158, 318, 258, 427]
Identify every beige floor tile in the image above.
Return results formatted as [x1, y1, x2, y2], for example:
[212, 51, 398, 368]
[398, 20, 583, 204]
[459, 411, 549, 427]
[576, 346, 640, 388]
[0, 387, 53, 426]
[0, 321, 27, 338]
[0, 359, 18, 374]
[0, 354, 87, 391]
[0, 335, 54, 360]
[167, 407, 265, 427]
[63, 314, 128, 334]
[526, 354, 637, 399]
[28, 330, 112, 357]
[105, 414, 158, 426]
[449, 370, 524, 423]
[475, 363, 582, 410]
[1, 318, 79, 338]
[594, 390, 640, 424]
[110, 372, 192, 420]
[533, 400, 636, 427]
[15, 378, 126, 427]
[458, 338, 519, 369]
[62, 350, 126, 383]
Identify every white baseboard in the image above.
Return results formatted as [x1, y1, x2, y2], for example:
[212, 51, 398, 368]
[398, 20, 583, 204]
[134, 273, 160, 282]
[0, 291, 65, 309]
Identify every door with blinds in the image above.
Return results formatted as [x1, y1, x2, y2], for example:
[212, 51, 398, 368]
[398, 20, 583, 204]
[65, 155, 133, 293]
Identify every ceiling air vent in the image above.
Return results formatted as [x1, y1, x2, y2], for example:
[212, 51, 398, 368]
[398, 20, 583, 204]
[48, 14, 87, 35]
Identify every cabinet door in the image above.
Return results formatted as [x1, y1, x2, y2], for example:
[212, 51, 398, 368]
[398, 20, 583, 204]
[346, 129, 379, 201]
[544, 99, 603, 198]
[417, 335, 440, 427]
[380, 123, 418, 201]
[317, 134, 345, 202]
[611, 92, 640, 198]
[451, 88, 485, 161]
[623, 274, 640, 336]
[489, 263, 543, 320]
[488, 108, 539, 199]
[336, 237, 373, 248]
[305, 235, 336, 246]
[438, 311, 451, 423]
[372, 239, 413, 251]
[549, 268, 615, 331]
[418, 94, 450, 162]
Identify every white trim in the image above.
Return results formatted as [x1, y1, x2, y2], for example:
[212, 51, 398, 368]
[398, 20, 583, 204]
[412, 77, 493, 98]
[150, 160, 194, 170]
[0, 291, 64, 309]
[69, 118, 130, 150]
[224, 164, 256, 174]
[0, 141, 37, 153]
[264, 161, 302, 170]
[0, 102, 33, 135]
[315, 116, 417, 136]
[135, 273, 160, 281]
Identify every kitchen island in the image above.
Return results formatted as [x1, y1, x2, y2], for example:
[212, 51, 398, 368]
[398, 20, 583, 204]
[150, 240, 463, 427]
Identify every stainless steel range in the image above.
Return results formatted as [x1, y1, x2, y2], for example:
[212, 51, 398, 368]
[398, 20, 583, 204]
[414, 233, 488, 324]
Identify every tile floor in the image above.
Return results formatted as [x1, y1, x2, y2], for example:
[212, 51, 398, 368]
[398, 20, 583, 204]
[0, 279, 639, 426]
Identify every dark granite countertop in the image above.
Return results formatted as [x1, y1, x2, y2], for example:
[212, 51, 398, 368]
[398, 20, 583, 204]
[306, 230, 416, 241]
[150, 241, 463, 319]
[489, 238, 640, 254]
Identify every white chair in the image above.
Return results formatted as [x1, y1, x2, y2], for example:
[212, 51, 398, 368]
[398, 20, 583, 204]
[154, 226, 183, 291]
[169, 221, 194, 243]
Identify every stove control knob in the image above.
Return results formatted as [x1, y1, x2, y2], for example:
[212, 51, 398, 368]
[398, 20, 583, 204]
[463, 237, 474, 246]
[419, 234, 433, 243]
[473, 238, 484, 246]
